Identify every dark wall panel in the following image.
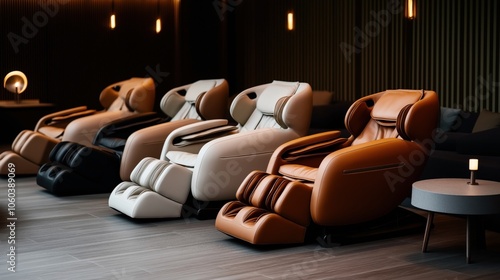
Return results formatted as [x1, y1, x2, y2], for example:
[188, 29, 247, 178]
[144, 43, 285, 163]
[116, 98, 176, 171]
[2, 0, 499, 114]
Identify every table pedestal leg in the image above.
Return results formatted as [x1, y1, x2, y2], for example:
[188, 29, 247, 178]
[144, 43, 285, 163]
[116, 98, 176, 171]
[466, 216, 471, 264]
[422, 212, 434, 252]
[466, 215, 486, 264]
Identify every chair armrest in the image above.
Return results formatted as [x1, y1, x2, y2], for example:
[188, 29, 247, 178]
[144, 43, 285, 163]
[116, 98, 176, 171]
[119, 118, 201, 181]
[160, 119, 232, 159]
[34, 106, 97, 131]
[311, 138, 424, 226]
[93, 112, 163, 149]
[267, 131, 348, 174]
[191, 128, 301, 201]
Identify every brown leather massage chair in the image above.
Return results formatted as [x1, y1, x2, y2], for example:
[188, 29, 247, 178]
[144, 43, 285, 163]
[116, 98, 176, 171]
[0, 77, 156, 175]
[216, 89, 440, 245]
[36, 79, 229, 195]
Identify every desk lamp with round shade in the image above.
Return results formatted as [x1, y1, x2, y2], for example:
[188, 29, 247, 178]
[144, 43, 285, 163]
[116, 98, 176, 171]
[4, 71, 28, 104]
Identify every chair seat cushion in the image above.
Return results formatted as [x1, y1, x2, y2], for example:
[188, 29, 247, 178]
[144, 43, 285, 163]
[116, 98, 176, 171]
[166, 151, 198, 168]
[278, 164, 317, 182]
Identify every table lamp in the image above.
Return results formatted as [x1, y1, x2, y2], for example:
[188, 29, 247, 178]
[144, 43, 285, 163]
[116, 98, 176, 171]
[4, 71, 28, 104]
[468, 158, 478, 185]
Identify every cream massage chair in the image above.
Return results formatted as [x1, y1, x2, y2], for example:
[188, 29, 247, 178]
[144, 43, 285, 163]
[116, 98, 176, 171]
[108, 80, 313, 219]
[0, 77, 155, 175]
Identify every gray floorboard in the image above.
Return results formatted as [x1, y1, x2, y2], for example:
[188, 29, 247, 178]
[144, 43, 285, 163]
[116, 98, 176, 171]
[0, 177, 499, 279]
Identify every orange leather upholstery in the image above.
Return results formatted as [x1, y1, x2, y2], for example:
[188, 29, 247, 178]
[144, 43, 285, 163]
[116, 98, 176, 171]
[216, 89, 440, 244]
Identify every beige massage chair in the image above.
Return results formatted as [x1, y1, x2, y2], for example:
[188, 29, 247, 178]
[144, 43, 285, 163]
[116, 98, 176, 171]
[215, 89, 440, 245]
[0, 77, 155, 175]
[109, 80, 313, 219]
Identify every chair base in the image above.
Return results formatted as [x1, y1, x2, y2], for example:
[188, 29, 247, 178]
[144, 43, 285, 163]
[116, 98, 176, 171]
[182, 198, 229, 220]
[308, 206, 427, 247]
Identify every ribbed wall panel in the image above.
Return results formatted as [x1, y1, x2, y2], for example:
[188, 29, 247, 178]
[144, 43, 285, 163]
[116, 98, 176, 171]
[412, 0, 500, 112]
[2, 1, 498, 112]
[359, 0, 405, 97]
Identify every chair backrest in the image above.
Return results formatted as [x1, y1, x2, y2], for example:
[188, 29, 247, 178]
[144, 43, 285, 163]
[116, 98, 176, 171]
[345, 89, 439, 146]
[229, 80, 312, 135]
[160, 79, 229, 121]
[99, 77, 156, 114]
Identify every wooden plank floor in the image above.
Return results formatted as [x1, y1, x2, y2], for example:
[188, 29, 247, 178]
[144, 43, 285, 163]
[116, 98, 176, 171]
[1, 176, 500, 279]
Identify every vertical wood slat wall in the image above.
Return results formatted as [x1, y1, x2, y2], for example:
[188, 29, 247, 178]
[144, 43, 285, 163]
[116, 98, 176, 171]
[2, 1, 499, 112]
[1, 0, 48, 102]
[412, 0, 500, 112]
[1, 0, 176, 109]
[235, 0, 499, 112]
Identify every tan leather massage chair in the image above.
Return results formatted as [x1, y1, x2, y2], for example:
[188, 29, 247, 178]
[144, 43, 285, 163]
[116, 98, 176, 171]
[36, 79, 229, 195]
[0, 77, 155, 175]
[108, 80, 313, 219]
[215, 89, 440, 245]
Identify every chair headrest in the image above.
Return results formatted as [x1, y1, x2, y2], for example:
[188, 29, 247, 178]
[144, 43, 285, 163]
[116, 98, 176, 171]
[102, 77, 155, 113]
[121, 77, 155, 113]
[256, 81, 299, 115]
[371, 90, 423, 126]
[185, 80, 216, 102]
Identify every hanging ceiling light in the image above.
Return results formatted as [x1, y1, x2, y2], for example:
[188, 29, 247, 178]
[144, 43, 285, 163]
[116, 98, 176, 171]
[110, 0, 116, 29]
[287, 11, 294, 31]
[405, 0, 416, 20]
[156, 0, 161, 33]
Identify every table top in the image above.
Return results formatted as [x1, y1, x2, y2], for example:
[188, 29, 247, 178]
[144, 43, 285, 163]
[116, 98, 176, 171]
[0, 99, 54, 108]
[412, 178, 500, 215]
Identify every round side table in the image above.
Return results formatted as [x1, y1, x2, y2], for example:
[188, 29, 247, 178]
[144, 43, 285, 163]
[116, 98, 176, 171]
[411, 178, 500, 263]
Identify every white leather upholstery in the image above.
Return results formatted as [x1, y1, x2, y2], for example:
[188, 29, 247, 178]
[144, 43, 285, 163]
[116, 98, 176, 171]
[109, 157, 192, 218]
[109, 80, 313, 218]
[118, 79, 229, 180]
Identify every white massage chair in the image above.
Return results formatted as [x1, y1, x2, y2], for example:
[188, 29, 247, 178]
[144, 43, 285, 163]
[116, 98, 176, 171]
[108, 80, 313, 219]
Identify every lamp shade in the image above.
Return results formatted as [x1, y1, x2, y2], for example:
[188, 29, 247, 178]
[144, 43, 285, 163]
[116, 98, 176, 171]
[4, 71, 28, 94]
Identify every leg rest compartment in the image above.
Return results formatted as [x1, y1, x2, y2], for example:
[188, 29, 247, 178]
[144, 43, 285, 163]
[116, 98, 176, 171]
[215, 171, 312, 244]
[108, 157, 192, 218]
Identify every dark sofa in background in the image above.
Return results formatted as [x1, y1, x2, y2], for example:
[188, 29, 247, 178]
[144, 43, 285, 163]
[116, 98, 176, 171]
[420, 107, 500, 232]
[421, 108, 500, 182]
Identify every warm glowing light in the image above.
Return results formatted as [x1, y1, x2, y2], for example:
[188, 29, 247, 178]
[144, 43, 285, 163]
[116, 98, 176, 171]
[469, 159, 478, 171]
[110, 14, 116, 29]
[287, 12, 294, 31]
[406, 0, 416, 19]
[156, 18, 161, 33]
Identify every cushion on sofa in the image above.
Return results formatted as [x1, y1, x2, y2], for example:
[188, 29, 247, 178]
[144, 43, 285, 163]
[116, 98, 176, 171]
[472, 109, 500, 133]
[452, 111, 478, 133]
[439, 107, 462, 132]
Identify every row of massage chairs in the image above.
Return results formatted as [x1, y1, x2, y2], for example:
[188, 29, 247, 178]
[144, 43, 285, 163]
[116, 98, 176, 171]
[0, 77, 440, 245]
